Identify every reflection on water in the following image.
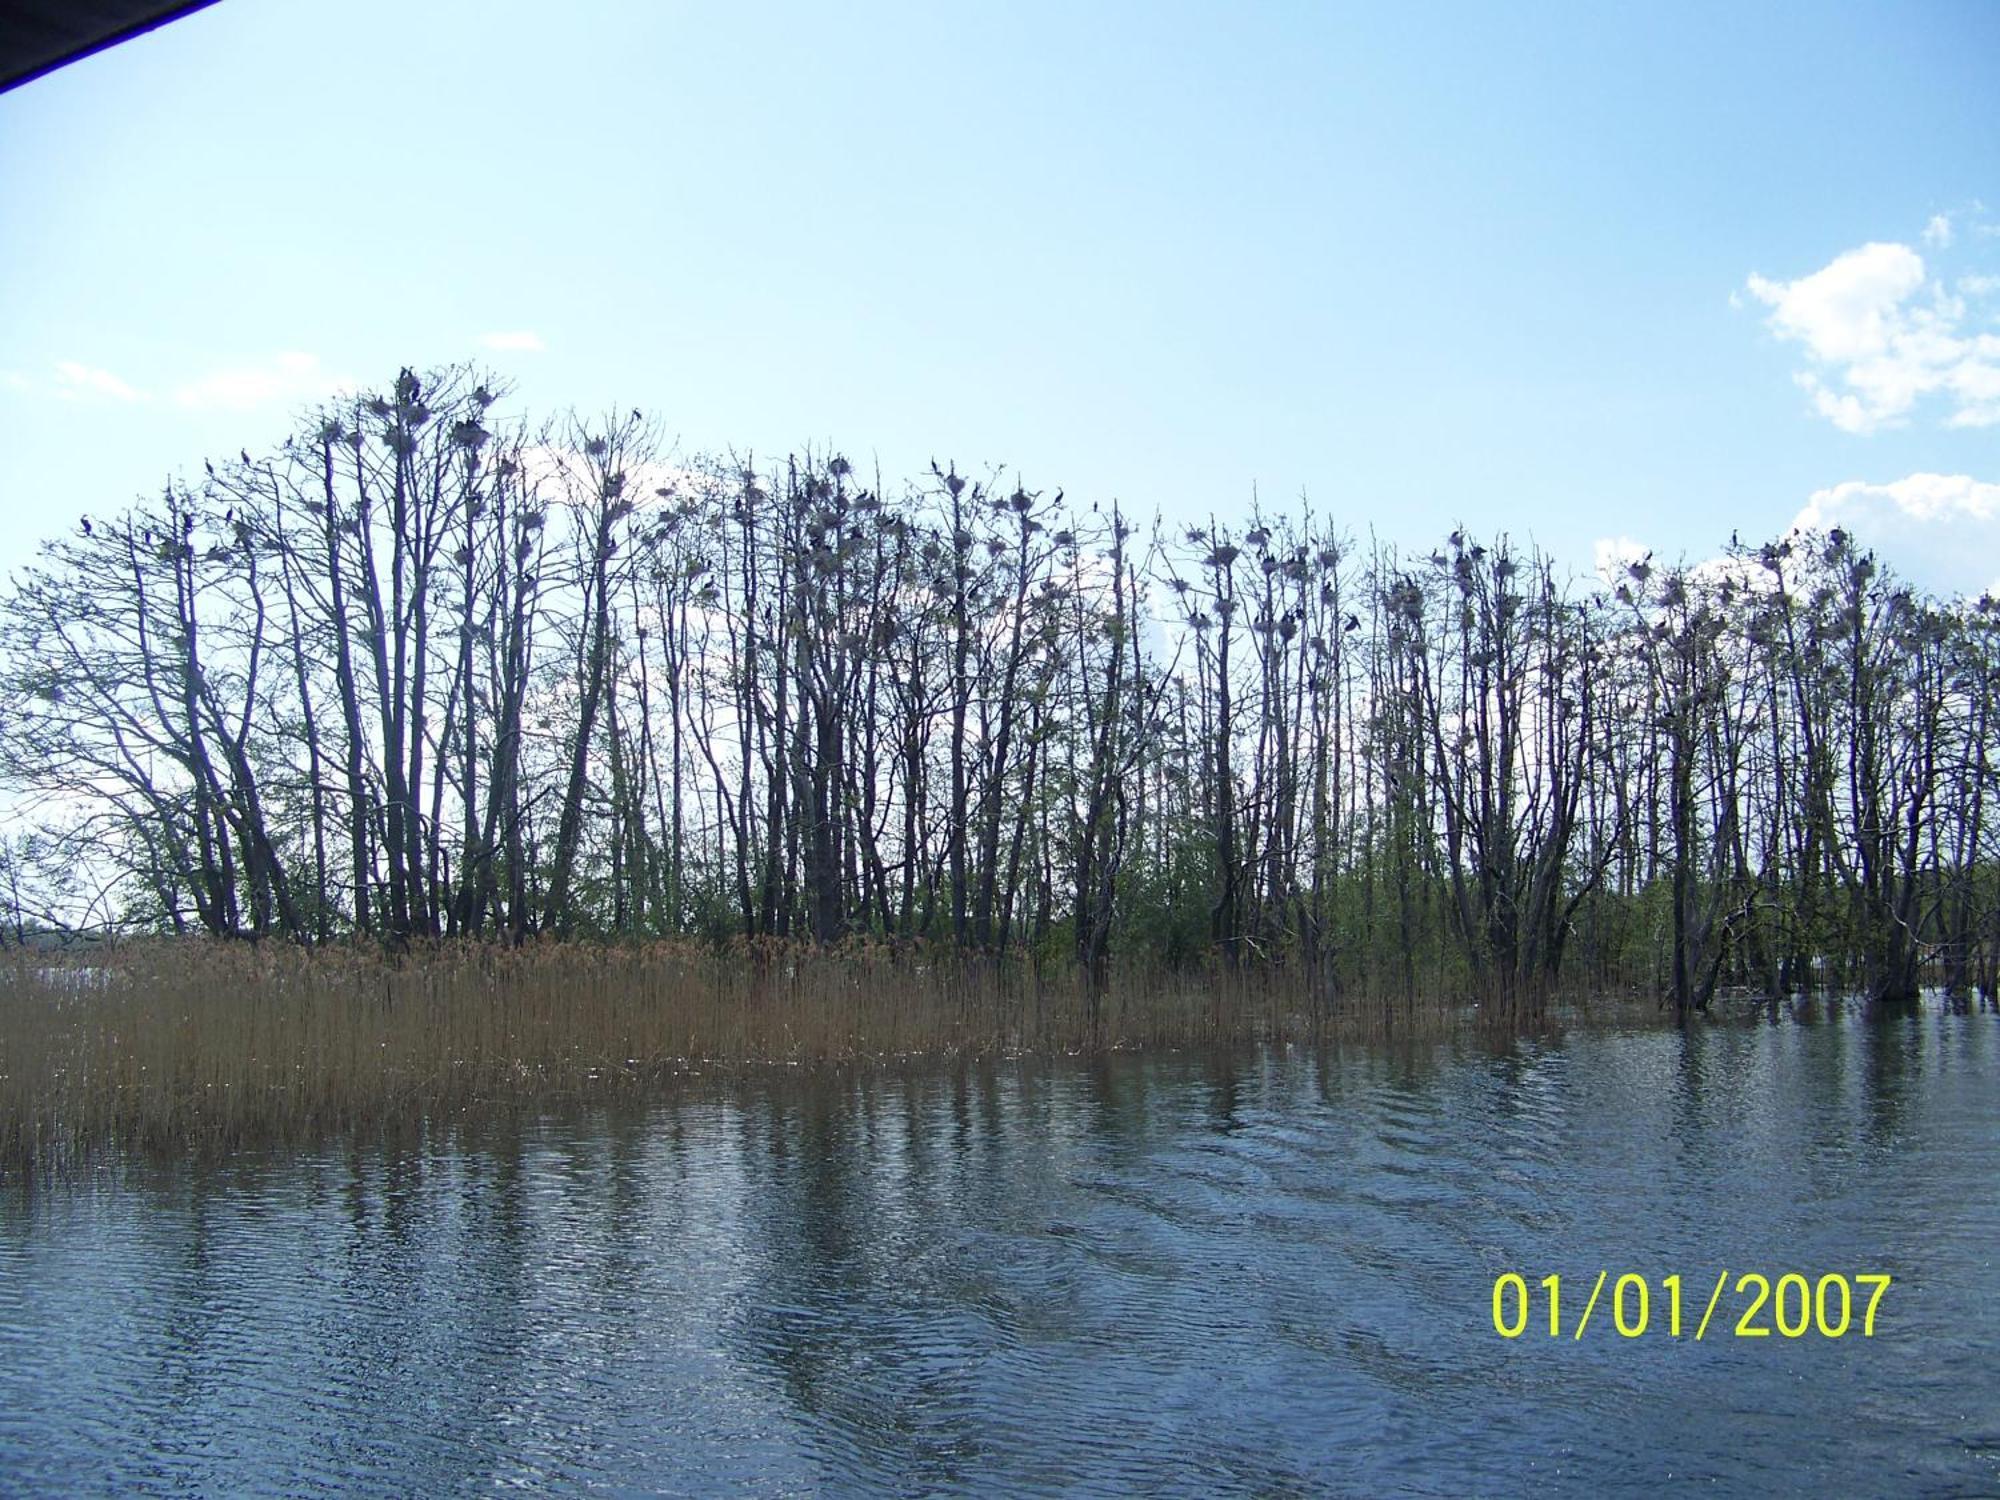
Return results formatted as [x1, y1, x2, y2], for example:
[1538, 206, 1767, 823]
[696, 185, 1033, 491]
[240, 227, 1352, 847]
[2, 1006, 1997, 1496]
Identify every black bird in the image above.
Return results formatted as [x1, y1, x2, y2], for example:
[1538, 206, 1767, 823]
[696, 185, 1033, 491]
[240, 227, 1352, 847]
[1344, 613, 1360, 633]
[240, 449, 251, 466]
[80, 516, 92, 537]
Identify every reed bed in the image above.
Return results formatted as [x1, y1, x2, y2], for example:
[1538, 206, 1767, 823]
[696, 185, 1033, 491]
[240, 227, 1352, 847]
[0, 939, 1474, 1174]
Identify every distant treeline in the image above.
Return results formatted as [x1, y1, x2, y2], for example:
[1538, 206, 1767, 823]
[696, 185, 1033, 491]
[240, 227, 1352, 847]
[2, 364, 1995, 1010]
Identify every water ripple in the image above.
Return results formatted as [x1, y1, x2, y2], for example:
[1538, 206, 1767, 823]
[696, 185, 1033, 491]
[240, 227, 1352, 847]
[2, 1007, 1997, 1496]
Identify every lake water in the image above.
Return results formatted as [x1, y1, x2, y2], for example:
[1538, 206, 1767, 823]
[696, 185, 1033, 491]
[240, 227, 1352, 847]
[2, 1003, 1996, 1496]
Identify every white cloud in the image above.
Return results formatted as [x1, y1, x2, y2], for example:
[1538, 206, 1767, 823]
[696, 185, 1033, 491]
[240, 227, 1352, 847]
[1795, 472, 1998, 530]
[52, 361, 148, 402]
[1747, 242, 1924, 364]
[173, 352, 348, 412]
[1744, 239, 2000, 433]
[1792, 472, 2000, 599]
[1923, 214, 1954, 248]
[480, 330, 546, 352]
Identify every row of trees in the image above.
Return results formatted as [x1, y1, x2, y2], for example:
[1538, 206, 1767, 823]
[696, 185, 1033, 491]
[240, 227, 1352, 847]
[3, 365, 1995, 1010]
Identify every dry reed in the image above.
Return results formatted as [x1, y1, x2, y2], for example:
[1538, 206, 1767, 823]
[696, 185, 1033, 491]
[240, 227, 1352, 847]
[0, 938, 1474, 1175]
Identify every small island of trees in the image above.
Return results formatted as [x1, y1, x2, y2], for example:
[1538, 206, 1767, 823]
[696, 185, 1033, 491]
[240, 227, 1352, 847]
[2, 365, 1994, 1025]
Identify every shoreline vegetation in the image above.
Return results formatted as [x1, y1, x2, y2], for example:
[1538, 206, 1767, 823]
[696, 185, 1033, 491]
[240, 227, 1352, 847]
[2, 938, 1483, 1175]
[2, 940, 1984, 1178]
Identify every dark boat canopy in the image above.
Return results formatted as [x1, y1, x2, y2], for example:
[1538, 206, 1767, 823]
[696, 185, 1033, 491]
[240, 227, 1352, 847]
[1, 0, 219, 95]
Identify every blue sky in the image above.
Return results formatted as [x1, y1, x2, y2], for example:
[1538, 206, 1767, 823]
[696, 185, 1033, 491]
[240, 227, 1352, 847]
[2, 0, 1996, 592]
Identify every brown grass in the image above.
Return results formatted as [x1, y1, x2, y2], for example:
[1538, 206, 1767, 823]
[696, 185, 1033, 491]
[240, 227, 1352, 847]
[0, 938, 1478, 1175]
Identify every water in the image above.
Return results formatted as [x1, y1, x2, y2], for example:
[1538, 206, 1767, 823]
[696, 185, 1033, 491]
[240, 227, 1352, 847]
[2, 1004, 1996, 1496]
